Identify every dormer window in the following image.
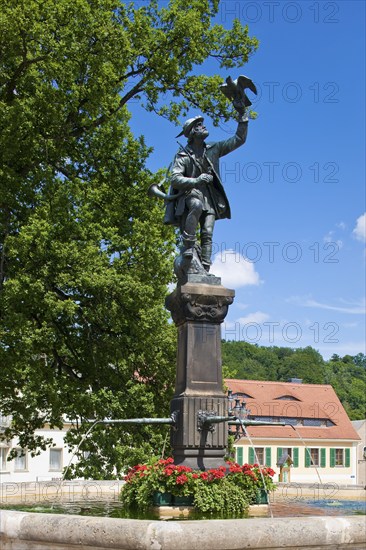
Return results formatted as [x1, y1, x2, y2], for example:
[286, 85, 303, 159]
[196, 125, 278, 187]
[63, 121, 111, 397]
[232, 392, 254, 400]
[275, 395, 301, 401]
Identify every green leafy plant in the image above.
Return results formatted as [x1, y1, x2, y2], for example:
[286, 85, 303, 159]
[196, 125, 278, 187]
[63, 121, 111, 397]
[120, 457, 276, 517]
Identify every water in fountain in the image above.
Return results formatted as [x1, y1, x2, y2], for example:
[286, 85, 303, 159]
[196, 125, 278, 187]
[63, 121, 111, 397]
[51, 419, 101, 509]
[288, 424, 324, 487]
[238, 420, 274, 518]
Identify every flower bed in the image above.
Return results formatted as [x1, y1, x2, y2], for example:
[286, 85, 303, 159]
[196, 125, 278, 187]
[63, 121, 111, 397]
[120, 458, 276, 517]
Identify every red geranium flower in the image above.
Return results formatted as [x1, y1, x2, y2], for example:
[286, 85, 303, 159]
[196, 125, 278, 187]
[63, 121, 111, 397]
[208, 468, 225, 480]
[176, 474, 188, 485]
[177, 465, 192, 473]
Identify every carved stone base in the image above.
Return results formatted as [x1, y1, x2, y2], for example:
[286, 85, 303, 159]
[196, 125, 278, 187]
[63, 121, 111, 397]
[165, 283, 234, 327]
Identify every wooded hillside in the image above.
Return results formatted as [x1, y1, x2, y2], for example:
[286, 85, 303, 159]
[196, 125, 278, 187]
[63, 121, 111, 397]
[222, 341, 365, 420]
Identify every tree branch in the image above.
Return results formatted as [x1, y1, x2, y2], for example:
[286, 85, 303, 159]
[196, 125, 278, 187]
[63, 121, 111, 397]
[71, 78, 147, 137]
[52, 348, 83, 381]
[4, 55, 49, 102]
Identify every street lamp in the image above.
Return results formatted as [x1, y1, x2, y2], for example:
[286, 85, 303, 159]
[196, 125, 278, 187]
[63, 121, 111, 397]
[228, 392, 250, 420]
[239, 400, 250, 420]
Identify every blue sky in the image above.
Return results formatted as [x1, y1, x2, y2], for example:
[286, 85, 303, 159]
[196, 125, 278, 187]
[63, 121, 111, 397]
[129, 0, 365, 360]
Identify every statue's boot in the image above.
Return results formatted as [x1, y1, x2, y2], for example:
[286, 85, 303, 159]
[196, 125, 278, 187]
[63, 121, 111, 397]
[181, 231, 196, 259]
[201, 234, 212, 272]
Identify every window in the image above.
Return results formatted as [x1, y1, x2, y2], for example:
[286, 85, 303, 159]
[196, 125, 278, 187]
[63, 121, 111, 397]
[249, 447, 268, 466]
[303, 419, 322, 427]
[309, 448, 319, 466]
[14, 449, 27, 471]
[248, 447, 271, 466]
[0, 415, 11, 428]
[277, 447, 299, 467]
[335, 448, 344, 466]
[275, 395, 300, 401]
[233, 392, 254, 400]
[0, 447, 9, 470]
[248, 447, 263, 464]
[282, 448, 293, 458]
[305, 448, 326, 468]
[282, 418, 297, 426]
[49, 449, 63, 471]
[330, 448, 350, 468]
[254, 447, 264, 466]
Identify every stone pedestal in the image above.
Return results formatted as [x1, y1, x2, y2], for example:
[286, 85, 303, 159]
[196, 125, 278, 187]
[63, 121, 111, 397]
[165, 282, 235, 470]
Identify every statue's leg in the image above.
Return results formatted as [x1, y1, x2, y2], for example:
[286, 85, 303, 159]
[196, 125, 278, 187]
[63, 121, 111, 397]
[185, 196, 202, 235]
[200, 214, 215, 271]
[182, 196, 203, 259]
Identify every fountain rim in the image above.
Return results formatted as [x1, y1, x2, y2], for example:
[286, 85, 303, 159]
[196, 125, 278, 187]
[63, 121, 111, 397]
[1, 509, 365, 550]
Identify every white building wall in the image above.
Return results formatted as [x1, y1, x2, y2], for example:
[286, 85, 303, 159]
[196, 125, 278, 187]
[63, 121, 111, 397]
[234, 438, 359, 486]
[0, 426, 76, 484]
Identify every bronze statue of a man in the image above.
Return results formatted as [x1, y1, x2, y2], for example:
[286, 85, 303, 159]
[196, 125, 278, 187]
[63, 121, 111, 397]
[150, 75, 257, 281]
[170, 107, 248, 272]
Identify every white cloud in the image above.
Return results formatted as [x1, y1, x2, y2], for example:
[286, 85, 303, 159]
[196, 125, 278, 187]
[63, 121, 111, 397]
[317, 341, 366, 360]
[211, 250, 260, 288]
[222, 311, 270, 342]
[353, 212, 366, 242]
[236, 311, 270, 325]
[167, 282, 176, 293]
[323, 230, 343, 249]
[236, 303, 249, 310]
[336, 221, 346, 230]
[323, 231, 333, 242]
[287, 295, 366, 315]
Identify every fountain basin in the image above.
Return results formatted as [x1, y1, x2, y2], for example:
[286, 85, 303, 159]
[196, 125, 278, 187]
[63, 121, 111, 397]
[1, 509, 365, 550]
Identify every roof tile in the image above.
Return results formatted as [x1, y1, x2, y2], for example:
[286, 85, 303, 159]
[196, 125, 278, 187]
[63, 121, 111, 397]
[225, 379, 360, 441]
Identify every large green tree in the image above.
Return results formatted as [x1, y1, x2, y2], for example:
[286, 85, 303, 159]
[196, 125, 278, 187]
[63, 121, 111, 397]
[0, 0, 258, 476]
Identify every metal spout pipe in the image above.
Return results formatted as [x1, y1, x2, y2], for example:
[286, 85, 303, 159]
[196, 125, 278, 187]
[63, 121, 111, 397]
[200, 415, 233, 425]
[198, 414, 286, 428]
[86, 417, 175, 426]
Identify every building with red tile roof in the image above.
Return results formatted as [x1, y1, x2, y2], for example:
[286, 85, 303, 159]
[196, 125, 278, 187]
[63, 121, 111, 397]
[225, 379, 361, 485]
